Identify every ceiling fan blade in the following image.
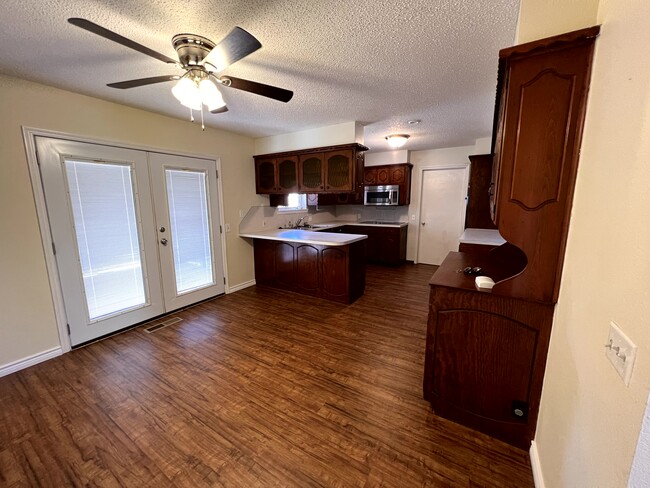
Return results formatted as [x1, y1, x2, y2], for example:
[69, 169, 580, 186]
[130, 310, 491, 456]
[210, 105, 229, 114]
[107, 75, 181, 89]
[220, 76, 293, 103]
[202, 27, 262, 72]
[68, 18, 178, 65]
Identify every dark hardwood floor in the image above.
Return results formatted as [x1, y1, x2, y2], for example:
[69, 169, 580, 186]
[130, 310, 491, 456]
[0, 264, 534, 487]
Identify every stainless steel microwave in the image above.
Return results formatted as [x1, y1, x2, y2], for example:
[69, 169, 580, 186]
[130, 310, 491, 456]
[364, 185, 399, 206]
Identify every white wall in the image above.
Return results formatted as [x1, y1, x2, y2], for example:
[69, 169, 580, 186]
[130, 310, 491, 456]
[516, 0, 600, 43]
[406, 138, 489, 261]
[254, 121, 362, 155]
[364, 150, 409, 167]
[518, 0, 650, 486]
[0, 75, 261, 371]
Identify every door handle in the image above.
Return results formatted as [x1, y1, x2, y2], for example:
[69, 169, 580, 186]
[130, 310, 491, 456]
[160, 238, 168, 246]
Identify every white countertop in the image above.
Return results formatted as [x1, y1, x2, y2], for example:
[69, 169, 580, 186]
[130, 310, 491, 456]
[239, 228, 367, 246]
[459, 228, 506, 246]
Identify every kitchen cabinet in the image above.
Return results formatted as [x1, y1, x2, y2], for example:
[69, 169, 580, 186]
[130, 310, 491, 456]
[254, 156, 299, 194]
[465, 155, 497, 229]
[424, 253, 553, 449]
[424, 27, 599, 449]
[254, 143, 368, 195]
[490, 26, 599, 303]
[253, 238, 366, 304]
[342, 225, 407, 266]
[364, 163, 413, 205]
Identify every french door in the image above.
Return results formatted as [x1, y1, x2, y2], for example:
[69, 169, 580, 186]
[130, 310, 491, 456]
[36, 137, 224, 346]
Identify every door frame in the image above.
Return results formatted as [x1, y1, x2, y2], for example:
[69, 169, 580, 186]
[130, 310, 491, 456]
[22, 126, 229, 353]
[414, 164, 469, 265]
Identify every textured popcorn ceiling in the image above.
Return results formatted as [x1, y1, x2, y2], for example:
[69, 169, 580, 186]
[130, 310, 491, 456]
[0, 0, 519, 152]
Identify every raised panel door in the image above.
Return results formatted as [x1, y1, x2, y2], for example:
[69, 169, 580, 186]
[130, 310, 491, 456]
[295, 244, 320, 295]
[255, 158, 277, 194]
[299, 153, 324, 192]
[432, 309, 537, 424]
[324, 150, 353, 191]
[364, 167, 377, 185]
[321, 247, 348, 299]
[274, 242, 295, 288]
[277, 156, 299, 193]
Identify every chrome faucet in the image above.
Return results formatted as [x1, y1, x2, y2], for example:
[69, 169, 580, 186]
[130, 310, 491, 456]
[294, 216, 307, 228]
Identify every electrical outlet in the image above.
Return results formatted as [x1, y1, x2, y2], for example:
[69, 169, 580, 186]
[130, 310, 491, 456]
[224, 223, 231, 233]
[605, 321, 637, 386]
[239, 209, 245, 218]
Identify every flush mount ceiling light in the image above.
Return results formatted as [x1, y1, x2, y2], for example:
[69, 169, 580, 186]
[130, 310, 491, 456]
[385, 134, 410, 148]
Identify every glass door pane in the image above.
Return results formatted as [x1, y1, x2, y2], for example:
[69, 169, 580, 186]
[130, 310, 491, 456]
[64, 160, 147, 320]
[149, 152, 225, 312]
[165, 169, 215, 294]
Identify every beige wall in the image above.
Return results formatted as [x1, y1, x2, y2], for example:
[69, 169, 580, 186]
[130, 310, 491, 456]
[523, 0, 650, 486]
[0, 75, 261, 369]
[516, 0, 599, 43]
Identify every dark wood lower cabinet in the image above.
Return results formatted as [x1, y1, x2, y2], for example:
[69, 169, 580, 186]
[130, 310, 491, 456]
[342, 225, 407, 266]
[424, 252, 553, 449]
[253, 239, 366, 304]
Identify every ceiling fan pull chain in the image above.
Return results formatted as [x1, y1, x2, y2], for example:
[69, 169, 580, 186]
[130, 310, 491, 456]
[200, 105, 205, 131]
[190, 107, 194, 123]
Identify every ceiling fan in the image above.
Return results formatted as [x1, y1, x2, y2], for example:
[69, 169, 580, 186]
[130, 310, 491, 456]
[68, 18, 293, 124]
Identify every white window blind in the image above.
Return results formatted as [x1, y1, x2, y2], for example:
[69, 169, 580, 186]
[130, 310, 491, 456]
[64, 160, 146, 320]
[165, 169, 214, 294]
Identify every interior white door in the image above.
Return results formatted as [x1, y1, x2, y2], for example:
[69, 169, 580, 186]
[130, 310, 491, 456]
[417, 167, 468, 265]
[148, 153, 225, 311]
[36, 137, 164, 346]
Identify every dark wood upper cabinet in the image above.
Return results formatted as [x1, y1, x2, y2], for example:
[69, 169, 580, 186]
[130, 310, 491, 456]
[254, 143, 367, 195]
[466, 154, 497, 229]
[299, 153, 325, 192]
[254, 158, 277, 194]
[491, 25, 599, 303]
[277, 157, 299, 193]
[255, 156, 299, 194]
[324, 149, 353, 191]
[363, 163, 413, 205]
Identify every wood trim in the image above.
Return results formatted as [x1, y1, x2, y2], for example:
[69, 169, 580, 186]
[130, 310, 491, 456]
[254, 142, 368, 160]
[227, 279, 256, 293]
[499, 26, 600, 59]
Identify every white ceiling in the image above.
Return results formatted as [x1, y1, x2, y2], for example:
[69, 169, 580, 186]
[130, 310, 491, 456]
[0, 0, 520, 153]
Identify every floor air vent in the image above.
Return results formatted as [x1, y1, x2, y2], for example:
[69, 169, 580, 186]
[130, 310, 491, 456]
[144, 317, 183, 333]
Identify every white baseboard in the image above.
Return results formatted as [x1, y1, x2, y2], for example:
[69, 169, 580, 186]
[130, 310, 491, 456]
[227, 279, 256, 293]
[0, 347, 62, 377]
[530, 440, 546, 488]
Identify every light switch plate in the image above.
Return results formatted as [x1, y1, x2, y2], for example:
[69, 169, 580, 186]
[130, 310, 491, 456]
[606, 321, 637, 386]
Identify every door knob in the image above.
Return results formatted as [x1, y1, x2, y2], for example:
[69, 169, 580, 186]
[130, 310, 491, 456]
[160, 238, 168, 246]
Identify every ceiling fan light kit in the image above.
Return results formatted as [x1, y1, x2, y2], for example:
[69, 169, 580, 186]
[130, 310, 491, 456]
[67, 18, 293, 130]
[385, 134, 410, 148]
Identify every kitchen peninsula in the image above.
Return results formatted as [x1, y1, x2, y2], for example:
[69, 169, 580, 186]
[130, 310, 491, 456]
[240, 227, 367, 304]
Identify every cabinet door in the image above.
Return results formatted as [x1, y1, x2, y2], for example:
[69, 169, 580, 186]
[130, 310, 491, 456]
[389, 166, 406, 184]
[321, 247, 348, 300]
[431, 309, 537, 425]
[295, 244, 320, 295]
[324, 149, 353, 191]
[364, 167, 377, 185]
[376, 167, 390, 184]
[255, 158, 277, 194]
[274, 242, 295, 288]
[299, 153, 324, 192]
[277, 156, 299, 193]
